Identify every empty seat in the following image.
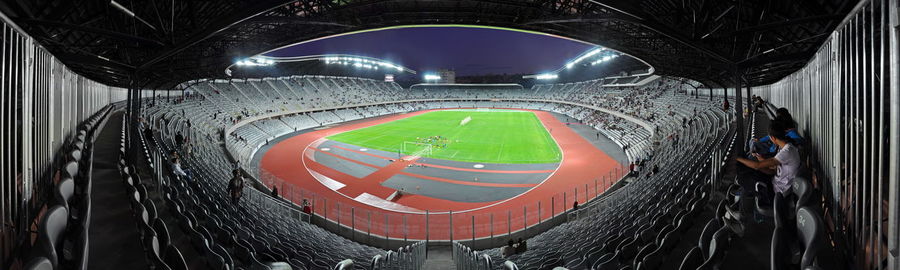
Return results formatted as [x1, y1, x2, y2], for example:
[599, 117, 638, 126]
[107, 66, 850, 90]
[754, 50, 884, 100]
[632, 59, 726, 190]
[31, 206, 69, 269]
[678, 247, 703, 270]
[797, 207, 825, 268]
[23, 256, 52, 270]
[755, 182, 774, 217]
[792, 177, 812, 208]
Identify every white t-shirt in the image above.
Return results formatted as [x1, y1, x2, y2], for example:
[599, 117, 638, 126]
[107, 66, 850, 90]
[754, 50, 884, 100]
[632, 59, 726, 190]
[773, 143, 801, 193]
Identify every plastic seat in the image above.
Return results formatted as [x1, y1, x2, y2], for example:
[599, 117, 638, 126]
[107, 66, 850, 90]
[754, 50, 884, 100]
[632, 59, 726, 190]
[64, 161, 79, 179]
[698, 220, 721, 258]
[153, 219, 172, 256]
[23, 256, 52, 270]
[770, 227, 790, 270]
[755, 182, 774, 217]
[333, 259, 353, 270]
[55, 178, 75, 210]
[792, 177, 812, 208]
[697, 227, 731, 269]
[164, 248, 189, 270]
[678, 247, 703, 270]
[31, 206, 69, 269]
[797, 207, 825, 268]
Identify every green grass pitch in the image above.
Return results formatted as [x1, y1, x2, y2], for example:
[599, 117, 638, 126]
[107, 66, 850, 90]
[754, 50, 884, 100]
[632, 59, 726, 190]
[326, 109, 562, 164]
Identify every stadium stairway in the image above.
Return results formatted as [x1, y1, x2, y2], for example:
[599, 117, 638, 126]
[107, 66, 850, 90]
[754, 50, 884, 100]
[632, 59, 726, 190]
[87, 111, 150, 269]
[423, 245, 455, 270]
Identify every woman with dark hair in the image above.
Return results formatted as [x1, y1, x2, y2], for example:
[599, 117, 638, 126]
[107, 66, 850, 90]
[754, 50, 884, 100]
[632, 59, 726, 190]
[748, 108, 804, 158]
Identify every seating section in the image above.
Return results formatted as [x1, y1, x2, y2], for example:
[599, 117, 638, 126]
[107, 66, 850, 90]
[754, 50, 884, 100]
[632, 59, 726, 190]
[25, 105, 114, 270]
[139, 75, 743, 268]
[475, 108, 732, 269]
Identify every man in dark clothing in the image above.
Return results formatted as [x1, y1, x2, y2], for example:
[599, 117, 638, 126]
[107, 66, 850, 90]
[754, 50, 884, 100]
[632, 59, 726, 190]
[227, 170, 244, 204]
[175, 132, 184, 147]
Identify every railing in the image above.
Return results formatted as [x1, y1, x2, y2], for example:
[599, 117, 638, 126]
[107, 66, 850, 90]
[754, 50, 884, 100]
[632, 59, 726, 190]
[454, 241, 495, 270]
[258, 163, 629, 249]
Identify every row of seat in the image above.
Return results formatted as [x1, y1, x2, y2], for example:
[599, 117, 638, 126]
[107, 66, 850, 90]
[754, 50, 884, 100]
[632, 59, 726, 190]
[25, 105, 114, 270]
[139, 112, 390, 269]
[118, 114, 191, 270]
[454, 107, 733, 269]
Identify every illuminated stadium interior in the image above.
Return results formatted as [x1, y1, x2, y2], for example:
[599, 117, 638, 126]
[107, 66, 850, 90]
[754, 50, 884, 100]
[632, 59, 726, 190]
[2, 1, 895, 270]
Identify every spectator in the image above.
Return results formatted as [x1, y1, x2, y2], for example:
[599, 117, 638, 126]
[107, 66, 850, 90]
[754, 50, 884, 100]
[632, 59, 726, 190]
[501, 240, 516, 257]
[572, 201, 579, 211]
[171, 157, 192, 182]
[723, 99, 730, 111]
[748, 108, 805, 158]
[515, 238, 527, 254]
[301, 199, 311, 215]
[734, 121, 801, 211]
[143, 125, 154, 145]
[175, 132, 184, 146]
[271, 186, 279, 198]
[227, 169, 244, 204]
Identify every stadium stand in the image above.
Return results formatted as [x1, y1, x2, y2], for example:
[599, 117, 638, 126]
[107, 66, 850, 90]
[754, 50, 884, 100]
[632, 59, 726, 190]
[131, 74, 734, 268]
[3, 1, 896, 270]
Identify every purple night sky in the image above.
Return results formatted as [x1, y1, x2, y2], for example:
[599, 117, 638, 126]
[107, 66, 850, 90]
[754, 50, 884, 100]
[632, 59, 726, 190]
[265, 26, 595, 76]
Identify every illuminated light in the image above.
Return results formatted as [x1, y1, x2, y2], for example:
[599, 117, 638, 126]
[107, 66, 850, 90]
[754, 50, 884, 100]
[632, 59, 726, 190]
[566, 63, 574, 69]
[535, 73, 558, 80]
[424, 74, 441, 81]
[234, 57, 275, 67]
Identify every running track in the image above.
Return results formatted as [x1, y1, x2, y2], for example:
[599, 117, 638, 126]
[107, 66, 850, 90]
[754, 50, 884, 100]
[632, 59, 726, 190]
[260, 109, 625, 240]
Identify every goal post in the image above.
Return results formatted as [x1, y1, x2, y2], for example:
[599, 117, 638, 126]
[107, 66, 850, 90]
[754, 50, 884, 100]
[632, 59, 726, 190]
[400, 141, 433, 157]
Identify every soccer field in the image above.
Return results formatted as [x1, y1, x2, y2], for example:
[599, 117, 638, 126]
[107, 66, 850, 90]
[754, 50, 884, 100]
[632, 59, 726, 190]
[326, 109, 562, 164]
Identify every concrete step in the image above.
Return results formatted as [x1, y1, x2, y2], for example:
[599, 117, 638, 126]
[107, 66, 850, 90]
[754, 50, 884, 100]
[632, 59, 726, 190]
[423, 245, 455, 270]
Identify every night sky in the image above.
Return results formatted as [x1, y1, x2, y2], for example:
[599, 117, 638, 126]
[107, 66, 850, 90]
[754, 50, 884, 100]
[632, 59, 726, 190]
[265, 26, 595, 76]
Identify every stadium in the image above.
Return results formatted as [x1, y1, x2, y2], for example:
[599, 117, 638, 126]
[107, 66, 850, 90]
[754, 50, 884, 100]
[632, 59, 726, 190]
[0, 1, 896, 270]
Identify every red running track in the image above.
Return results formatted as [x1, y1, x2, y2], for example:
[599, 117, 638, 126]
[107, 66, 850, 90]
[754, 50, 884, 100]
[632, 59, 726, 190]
[260, 109, 626, 240]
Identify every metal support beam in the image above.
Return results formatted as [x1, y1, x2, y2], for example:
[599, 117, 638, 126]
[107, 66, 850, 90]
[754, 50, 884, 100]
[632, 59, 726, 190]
[734, 69, 745, 154]
[746, 85, 753, 114]
[886, 0, 900, 269]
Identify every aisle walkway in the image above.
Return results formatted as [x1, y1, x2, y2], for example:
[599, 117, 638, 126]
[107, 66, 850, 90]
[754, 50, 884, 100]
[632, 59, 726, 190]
[87, 112, 150, 270]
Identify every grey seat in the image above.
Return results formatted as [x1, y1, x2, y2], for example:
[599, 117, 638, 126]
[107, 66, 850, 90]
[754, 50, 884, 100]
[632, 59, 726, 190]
[55, 178, 75, 210]
[678, 247, 703, 270]
[755, 182, 774, 217]
[792, 177, 812, 208]
[64, 161, 79, 179]
[698, 220, 721, 259]
[770, 227, 790, 270]
[697, 227, 731, 270]
[32, 206, 69, 269]
[797, 207, 825, 268]
[163, 247, 188, 270]
[23, 256, 52, 270]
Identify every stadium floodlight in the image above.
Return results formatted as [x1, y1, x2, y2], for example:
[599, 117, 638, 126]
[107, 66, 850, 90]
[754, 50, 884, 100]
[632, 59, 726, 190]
[423, 74, 441, 81]
[535, 73, 558, 80]
[235, 57, 275, 67]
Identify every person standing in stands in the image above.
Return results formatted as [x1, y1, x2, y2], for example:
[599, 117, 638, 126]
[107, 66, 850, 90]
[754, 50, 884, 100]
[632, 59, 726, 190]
[501, 239, 516, 257]
[301, 199, 312, 215]
[175, 132, 184, 147]
[171, 157, 192, 182]
[271, 186, 279, 198]
[734, 121, 801, 209]
[227, 169, 244, 204]
[515, 238, 527, 254]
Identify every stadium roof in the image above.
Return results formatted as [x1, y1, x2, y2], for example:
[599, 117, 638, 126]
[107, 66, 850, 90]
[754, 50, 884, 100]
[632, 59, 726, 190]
[227, 54, 416, 79]
[0, 0, 857, 89]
